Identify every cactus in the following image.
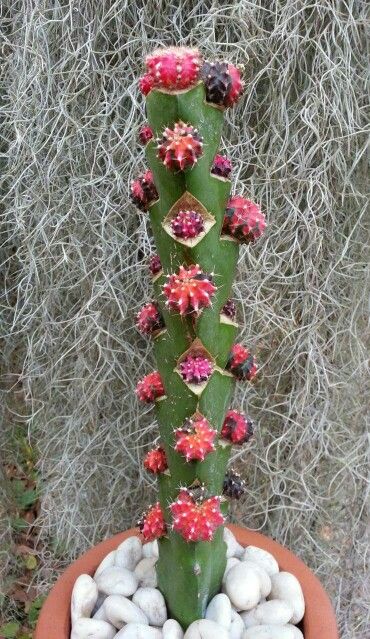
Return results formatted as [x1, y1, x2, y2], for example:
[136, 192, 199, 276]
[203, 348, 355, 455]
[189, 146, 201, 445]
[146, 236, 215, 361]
[132, 47, 266, 628]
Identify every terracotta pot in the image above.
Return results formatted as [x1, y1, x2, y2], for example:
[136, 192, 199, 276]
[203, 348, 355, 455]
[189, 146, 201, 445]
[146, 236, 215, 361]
[35, 524, 338, 639]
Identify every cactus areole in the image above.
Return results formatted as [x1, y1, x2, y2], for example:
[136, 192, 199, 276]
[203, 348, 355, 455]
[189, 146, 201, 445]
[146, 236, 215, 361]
[132, 46, 266, 628]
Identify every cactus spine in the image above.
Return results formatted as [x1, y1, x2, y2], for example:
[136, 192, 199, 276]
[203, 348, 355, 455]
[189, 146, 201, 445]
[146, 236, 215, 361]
[132, 48, 265, 628]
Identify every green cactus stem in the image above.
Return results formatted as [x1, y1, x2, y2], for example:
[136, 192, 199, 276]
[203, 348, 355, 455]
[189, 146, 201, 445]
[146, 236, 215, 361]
[132, 48, 265, 628]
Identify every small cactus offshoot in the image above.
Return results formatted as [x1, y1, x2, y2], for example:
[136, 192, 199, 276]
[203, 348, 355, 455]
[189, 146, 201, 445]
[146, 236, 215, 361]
[223, 469, 246, 499]
[223, 196, 266, 243]
[139, 125, 154, 145]
[226, 344, 258, 381]
[157, 122, 203, 171]
[163, 264, 216, 315]
[221, 409, 254, 444]
[145, 47, 202, 91]
[136, 371, 165, 403]
[144, 446, 168, 474]
[179, 354, 213, 384]
[211, 154, 232, 179]
[149, 254, 162, 276]
[171, 209, 205, 239]
[136, 302, 164, 335]
[170, 488, 224, 542]
[175, 416, 217, 462]
[138, 502, 167, 541]
[130, 169, 158, 211]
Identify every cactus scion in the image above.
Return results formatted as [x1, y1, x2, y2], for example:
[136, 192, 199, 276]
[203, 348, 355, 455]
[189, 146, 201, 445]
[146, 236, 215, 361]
[138, 502, 167, 540]
[170, 489, 224, 542]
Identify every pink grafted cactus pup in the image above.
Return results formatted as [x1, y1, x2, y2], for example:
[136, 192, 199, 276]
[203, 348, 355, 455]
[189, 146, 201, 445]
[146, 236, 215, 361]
[131, 46, 266, 627]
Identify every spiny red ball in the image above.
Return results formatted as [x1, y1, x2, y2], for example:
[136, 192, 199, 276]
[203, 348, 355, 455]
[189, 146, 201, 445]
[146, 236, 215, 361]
[139, 125, 154, 145]
[138, 502, 167, 541]
[211, 154, 232, 179]
[157, 122, 203, 172]
[136, 371, 165, 403]
[171, 209, 204, 240]
[224, 63, 244, 106]
[143, 446, 168, 474]
[149, 254, 162, 276]
[145, 47, 201, 91]
[175, 416, 217, 462]
[130, 169, 158, 212]
[170, 489, 224, 542]
[226, 344, 258, 381]
[163, 264, 216, 315]
[221, 298, 237, 321]
[179, 355, 213, 384]
[223, 196, 266, 243]
[139, 74, 155, 96]
[136, 302, 164, 336]
[221, 409, 254, 444]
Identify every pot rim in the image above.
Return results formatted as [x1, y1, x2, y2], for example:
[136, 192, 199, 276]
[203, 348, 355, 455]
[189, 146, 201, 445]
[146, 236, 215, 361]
[35, 524, 338, 639]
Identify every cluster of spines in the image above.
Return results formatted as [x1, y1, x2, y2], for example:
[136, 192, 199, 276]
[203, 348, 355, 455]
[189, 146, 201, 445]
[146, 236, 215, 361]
[134, 47, 265, 546]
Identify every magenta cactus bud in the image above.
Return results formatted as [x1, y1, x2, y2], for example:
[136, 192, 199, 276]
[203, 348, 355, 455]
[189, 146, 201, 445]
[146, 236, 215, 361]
[157, 122, 203, 171]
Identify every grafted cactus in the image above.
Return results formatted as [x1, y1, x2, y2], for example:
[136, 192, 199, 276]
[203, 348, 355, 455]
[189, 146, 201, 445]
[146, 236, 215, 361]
[131, 47, 266, 628]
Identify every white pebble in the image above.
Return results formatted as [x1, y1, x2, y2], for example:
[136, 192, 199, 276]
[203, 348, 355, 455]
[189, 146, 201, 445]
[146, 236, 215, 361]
[162, 619, 184, 639]
[229, 609, 245, 639]
[104, 594, 148, 628]
[71, 574, 98, 624]
[225, 562, 261, 611]
[95, 566, 138, 597]
[240, 609, 259, 629]
[242, 625, 303, 639]
[242, 547, 279, 577]
[71, 618, 116, 639]
[116, 536, 143, 571]
[205, 593, 231, 629]
[184, 619, 229, 639]
[223, 528, 244, 558]
[142, 540, 159, 558]
[134, 557, 158, 587]
[94, 550, 116, 579]
[115, 624, 162, 639]
[268, 572, 305, 624]
[92, 602, 110, 622]
[132, 587, 167, 626]
[242, 561, 271, 598]
[253, 599, 293, 625]
[222, 558, 240, 584]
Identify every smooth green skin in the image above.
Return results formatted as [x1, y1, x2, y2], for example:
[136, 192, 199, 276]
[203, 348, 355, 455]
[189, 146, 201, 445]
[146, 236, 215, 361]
[144, 83, 240, 627]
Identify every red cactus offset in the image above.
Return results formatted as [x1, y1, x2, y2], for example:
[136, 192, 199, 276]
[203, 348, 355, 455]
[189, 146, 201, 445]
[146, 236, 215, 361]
[149, 253, 162, 276]
[171, 209, 205, 240]
[223, 196, 266, 243]
[136, 302, 164, 336]
[139, 125, 154, 145]
[226, 344, 258, 381]
[221, 409, 254, 444]
[144, 446, 168, 474]
[175, 416, 217, 462]
[179, 354, 213, 384]
[157, 122, 203, 171]
[136, 371, 165, 403]
[211, 154, 232, 179]
[163, 264, 216, 315]
[138, 502, 167, 541]
[223, 469, 246, 500]
[170, 488, 224, 542]
[201, 61, 232, 106]
[224, 63, 244, 106]
[145, 47, 201, 91]
[130, 169, 158, 212]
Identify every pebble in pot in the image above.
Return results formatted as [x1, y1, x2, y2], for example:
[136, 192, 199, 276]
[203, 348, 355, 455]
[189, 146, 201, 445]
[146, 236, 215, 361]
[184, 619, 229, 639]
[162, 619, 184, 639]
[115, 624, 163, 639]
[242, 561, 271, 598]
[205, 593, 232, 629]
[132, 587, 167, 626]
[116, 536, 143, 571]
[268, 572, 305, 624]
[142, 540, 159, 558]
[104, 594, 149, 628]
[241, 599, 293, 628]
[71, 574, 98, 624]
[222, 557, 240, 584]
[223, 527, 244, 558]
[242, 546, 279, 577]
[230, 609, 245, 639]
[225, 562, 261, 611]
[71, 618, 116, 639]
[95, 566, 138, 597]
[134, 557, 158, 587]
[94, 550, 117, 579]
[242, 624, 303, 639]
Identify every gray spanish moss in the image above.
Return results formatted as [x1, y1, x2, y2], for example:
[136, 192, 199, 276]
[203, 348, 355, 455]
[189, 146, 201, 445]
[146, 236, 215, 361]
[0, 1, 368, 636]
